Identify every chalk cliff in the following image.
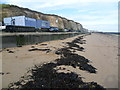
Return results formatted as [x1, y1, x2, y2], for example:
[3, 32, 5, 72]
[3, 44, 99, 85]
[1, 4, 83, 31]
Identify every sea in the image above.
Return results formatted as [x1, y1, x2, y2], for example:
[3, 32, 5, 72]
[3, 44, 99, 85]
[100, 32, 120, 37]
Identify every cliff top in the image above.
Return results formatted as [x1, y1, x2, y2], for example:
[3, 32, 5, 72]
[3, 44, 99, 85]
[1, 4, 80, 24]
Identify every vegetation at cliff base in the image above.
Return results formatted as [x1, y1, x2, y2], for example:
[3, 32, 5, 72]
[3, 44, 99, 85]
[0, 4, 17, 8]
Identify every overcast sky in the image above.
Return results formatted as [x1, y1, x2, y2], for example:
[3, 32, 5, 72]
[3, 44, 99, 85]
[1, 0, 119, 32]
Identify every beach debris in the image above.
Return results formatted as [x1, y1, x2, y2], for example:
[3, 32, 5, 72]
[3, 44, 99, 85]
[8, 61, 104, 89]
[40, 44, 47, 46]
[55, 48, 96, 73]
[31, 46, 35, 48]
[46, 49, 52, 53]
[6, 49, 10, 51]
[66, 42, 84, 52]
[67, 42, 80, 48]
[6, 49, 15, 53]
[54, 36, 96, 73]
[72, 36, 86, 45]
[55, 50, 62, 55]
[28, 48, 51, 53]
[62, 42, 65, 43]
[35, 43, 38, 45]
[6, 72, 10, 74]
[17, 45, 22, 47]
[0, 72, 4, 75]
[8, 35, 104, 89]
[0, 72, 10, 75]
[8, 50, 14, 53]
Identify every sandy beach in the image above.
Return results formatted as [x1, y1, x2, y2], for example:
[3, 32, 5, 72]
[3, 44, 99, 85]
[76, 33, 118, 88]
[1, 33, 118, 89]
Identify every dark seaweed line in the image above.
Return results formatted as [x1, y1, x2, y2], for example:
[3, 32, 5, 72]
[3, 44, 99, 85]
[8, 35, 105, 89]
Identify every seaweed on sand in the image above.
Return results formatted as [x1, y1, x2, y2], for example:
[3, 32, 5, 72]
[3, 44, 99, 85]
[72, 38, 86, 44]
[8, 36, 105, 89]
[9, 62, 104, 89]
[54, 36, 96, 73]
[55, 47, 96, 73]
[28, 48, 50, 52]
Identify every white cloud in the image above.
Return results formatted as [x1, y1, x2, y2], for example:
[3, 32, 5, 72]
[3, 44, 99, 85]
[4, 0, 119, 3]
[78, 10, 89, 13]
[3, 0, 119, 9]
[84, 24, 118, 32]
[62, 9, 118, 25]
[2, 0, 118, 32]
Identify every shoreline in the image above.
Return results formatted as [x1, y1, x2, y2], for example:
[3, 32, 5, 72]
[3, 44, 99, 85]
[1, 33, 118, 88]
[77, 33, 118, 88]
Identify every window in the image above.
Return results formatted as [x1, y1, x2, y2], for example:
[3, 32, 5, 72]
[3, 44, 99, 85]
[42, 22, 48, 27]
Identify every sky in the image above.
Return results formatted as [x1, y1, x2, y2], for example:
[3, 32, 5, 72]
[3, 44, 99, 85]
[1, 0, 119, 32]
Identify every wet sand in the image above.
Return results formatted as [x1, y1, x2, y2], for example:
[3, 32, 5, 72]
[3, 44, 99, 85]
[77, 33, 118, 88]
[1, 33, 118, 88]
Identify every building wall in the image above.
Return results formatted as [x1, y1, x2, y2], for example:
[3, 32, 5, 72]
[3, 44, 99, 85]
[4, 16, 25, 26]
[25, 17, 36, 28]
[36, 19, 42, 29]
[4, 17, 11, 25]
[41, 20, 50, 28]
[4, 16, 50, 29]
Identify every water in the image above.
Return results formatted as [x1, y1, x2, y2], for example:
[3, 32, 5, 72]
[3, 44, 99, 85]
[111, 34, 120, 37]
[0, 33, 80, 48]
[101, 32, 120, 37]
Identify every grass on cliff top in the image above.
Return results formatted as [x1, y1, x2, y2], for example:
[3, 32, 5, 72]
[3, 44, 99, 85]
[0, 4, 17, 8]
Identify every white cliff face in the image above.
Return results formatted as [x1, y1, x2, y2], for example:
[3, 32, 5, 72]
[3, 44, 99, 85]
[77, 23, 83, 31]
[2, 4, 83, 31]
[63, 19, 70, 30]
